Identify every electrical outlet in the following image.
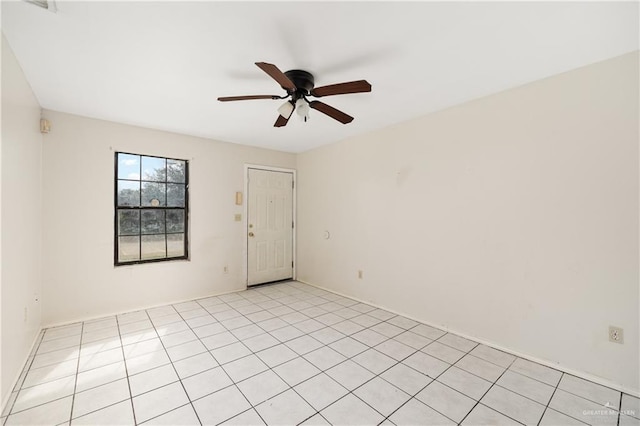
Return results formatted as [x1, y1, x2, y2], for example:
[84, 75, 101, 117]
[609, 326, 624, 344]
[358, 270, 363, 279]
[223, 265, 229, 274]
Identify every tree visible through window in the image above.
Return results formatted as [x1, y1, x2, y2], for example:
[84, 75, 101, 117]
[115, 152, 188, 265]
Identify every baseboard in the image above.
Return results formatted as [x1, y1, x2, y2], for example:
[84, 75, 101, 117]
[43, 286, 247, 329]
[297, 279, 640, 398]
[2, 327, 44, 417]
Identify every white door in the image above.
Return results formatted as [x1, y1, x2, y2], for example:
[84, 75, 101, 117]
[247, 168, 294, 286]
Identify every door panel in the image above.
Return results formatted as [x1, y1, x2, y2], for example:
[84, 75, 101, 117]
[256, 241, 268, 272]
[247, 169, 293, 286]
[275, 239, 285, 268]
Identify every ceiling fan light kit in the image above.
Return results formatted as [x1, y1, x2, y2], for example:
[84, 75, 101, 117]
[295, 98, 310, 122]
[277, 100, 294, 119]
[218, 62, 371, 128]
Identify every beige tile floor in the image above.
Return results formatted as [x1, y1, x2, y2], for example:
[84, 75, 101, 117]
[2, 281, 638, 425]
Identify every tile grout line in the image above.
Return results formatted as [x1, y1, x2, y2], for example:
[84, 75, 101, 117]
[535, 372, 564, 426]
[114, 314, 139, 425]
[617, 389, 622, 426]
[68, 321, 86, 424]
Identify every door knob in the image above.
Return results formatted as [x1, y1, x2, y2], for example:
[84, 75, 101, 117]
[248, 232, 254, 237]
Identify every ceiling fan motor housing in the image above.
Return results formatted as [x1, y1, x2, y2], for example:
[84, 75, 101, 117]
[284, 70, 314, 96]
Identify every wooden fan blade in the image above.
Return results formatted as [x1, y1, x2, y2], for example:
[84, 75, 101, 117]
[311, 80, 371, 98]
[255, 62, 297, 91]
[274, 115, 289, 127]
[309, 101, 354, 124]
[218, 95, 279, 102]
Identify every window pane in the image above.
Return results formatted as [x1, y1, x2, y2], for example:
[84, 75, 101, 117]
[142, 182, 166, 206]
[167, 233, 184, 257]
[167, 159, 186, 183]
[118, 180, 140, 206]
[167, 184, 185, 207]
[166, 210, 184, 233]
[141, 210, 165, 234]
[142, 234, 166, 260]
[118, 236, 140, 262]
[117, 154, 140, 180]
[118, 210, 140, 236]
[142, 156, 166, 182]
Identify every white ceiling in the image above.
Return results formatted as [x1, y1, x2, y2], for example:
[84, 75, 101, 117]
[2, 1, 638, 153]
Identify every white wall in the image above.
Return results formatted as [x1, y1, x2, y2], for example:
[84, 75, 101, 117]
[1, 36, 44, 404]
[41, 111, 295, 326]
[297, 52, 639, 394]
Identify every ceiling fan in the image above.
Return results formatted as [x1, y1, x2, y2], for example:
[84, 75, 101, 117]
[218, 62, 372, 127]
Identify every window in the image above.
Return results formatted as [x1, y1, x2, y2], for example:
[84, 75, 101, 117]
[115, 152, 188, 265]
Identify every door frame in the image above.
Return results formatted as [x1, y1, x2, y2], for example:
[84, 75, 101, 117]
[243, 164, 297, 287]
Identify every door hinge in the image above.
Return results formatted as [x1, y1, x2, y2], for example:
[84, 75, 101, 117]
[292, 221, 294, 229]
[292, 180, 295, 189]
[292, 261, 294, 268]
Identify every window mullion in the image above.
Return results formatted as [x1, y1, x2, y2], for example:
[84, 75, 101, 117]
[138, 156, 142, 262]
[165, 161, 168, 259]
